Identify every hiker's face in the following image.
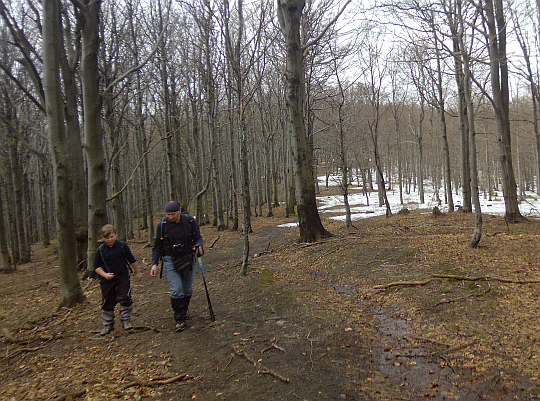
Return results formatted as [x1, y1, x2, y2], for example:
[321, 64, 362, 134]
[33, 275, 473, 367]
[103, 233, 117, 247]
[167, 211, 181, 223]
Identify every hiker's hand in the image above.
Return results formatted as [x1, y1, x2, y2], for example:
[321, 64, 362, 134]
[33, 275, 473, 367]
[196, 246, 204, 257]
[135, 271, 143, 281]
[105, 272, 114, 280]
[150, 264, 157, 277]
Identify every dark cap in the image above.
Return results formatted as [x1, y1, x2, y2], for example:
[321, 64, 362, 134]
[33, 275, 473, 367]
[164, 201, 180, 213]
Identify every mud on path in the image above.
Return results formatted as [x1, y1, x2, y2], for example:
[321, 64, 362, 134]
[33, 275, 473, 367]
[2, 207, 540, 400]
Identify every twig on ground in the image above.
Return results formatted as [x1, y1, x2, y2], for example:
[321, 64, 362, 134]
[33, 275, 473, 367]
[232, 345, 290, 383]
[261, 340, 285, 354]
[264, 238, 273, 252]
[306, 331, 315, 372]
[433, 287, 491, 307]
[122, 374, 188, 389]
[436, 355, 457, 374]
[520, 338, 537, 358]
[210, 235, 220, 249]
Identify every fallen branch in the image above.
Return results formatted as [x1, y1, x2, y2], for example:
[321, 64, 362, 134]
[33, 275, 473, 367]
[375, 273, 540, 290]
[210, 235, 220, 249]
[233, 345, 289, 383]
[122, 373, 188, 389]
[374, 280, 431, 290]
[433, 274, 540, 284]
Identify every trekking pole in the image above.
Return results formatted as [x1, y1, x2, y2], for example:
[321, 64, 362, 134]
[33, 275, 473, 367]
[159, 257, 164, 279]
[197, 256, 215, 322]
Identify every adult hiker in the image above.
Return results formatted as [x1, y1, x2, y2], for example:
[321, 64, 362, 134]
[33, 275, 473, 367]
[150, 201, 204, 332]
[93, 224, 142, 335]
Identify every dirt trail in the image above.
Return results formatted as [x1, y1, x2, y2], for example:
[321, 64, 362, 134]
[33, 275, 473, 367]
[2, 209, 540, 400]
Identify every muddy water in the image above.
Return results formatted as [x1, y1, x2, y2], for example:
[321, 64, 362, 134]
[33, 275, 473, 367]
[323, 275, 468, 399]
[372, 303, 468, 400]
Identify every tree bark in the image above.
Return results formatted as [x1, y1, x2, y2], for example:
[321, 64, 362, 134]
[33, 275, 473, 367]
[78, 0, 108, 271]
[0, 175, 13, 272]
[457, 1, 482, 247]
[42, 0, 85, 307]
[277, 0, 331, 243]
[484, 0, 522, 222]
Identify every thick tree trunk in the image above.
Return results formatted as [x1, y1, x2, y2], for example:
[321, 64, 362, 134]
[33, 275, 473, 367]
[277, 0, 331, 243]
[59, 20, 88, 268]
[42, 0, 85, 307]
[80, 0, 107, 271]
[484, 0, 522, 222]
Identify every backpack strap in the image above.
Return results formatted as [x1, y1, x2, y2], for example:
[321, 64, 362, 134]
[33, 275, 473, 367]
[98, 241, 133, 274]
[119, 242, 134, 273]
[181, 212, 196, 246]
[98, 243, 110, 273]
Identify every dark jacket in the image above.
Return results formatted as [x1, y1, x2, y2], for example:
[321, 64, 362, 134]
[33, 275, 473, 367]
[93, 241, 136, 281]
[151, 213, 203, 265]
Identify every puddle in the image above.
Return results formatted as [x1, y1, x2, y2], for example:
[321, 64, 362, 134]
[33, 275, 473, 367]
[372, 303, 467, 399]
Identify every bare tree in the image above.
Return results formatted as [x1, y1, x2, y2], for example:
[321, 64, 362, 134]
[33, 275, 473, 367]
[277, 0, 349, 242]
[43, 0, 85, 307]
[457, 0, 482, 247]
[481, 0, 522, 222]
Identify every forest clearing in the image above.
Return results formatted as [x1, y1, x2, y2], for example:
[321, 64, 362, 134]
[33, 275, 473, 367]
[2, 199, 540, 400]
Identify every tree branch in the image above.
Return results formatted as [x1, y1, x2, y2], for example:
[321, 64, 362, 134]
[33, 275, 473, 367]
[302, 0, 352, 52]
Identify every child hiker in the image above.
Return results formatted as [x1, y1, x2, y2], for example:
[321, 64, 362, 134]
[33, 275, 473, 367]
[93, 224, 143, 335]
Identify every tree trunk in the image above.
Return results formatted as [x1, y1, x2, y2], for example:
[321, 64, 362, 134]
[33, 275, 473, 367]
[79, 0, 107, 272]
[433, 21, 454, 212]
[0, 176, 13, 272]
[8, 136, 30, 263]
[42, 0, 85, 307]
[277, 0, 331, 243]
[457, 1, 482, 247]
[484, 0, 522, 222]
[58, 9, 88, 268]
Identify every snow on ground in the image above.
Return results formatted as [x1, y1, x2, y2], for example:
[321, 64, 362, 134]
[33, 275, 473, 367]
[277, 174, 540, 227]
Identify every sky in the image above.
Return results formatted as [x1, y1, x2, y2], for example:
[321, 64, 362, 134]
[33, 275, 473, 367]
[277, 174, 540, 227]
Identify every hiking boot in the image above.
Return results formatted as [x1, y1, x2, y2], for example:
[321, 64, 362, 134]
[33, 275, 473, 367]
[123, 322, 134, 331]
[175, 322, 186, 332]
[100, 326, 114, 336]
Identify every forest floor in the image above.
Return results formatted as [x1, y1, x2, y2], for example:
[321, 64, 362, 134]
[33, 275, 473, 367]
[3, 193, 540, 400]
